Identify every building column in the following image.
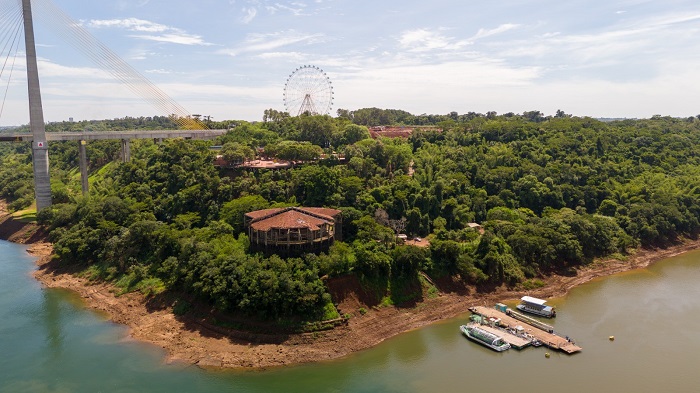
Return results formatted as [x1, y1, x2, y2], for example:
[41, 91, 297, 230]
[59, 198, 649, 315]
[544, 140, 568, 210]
[79, 140, 89, 196]
[121, 139, 131, 162]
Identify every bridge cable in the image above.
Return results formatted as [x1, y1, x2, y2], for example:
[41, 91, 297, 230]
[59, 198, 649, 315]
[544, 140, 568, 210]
[0, 3, 21, 122]
[0, 16, 20, 119]
[0, 5, 21, 55]
[0, 6, 21, 79]
[31, 4, 197, 129]
[32, 0, 194, 127]
[31, 0, 206, 129]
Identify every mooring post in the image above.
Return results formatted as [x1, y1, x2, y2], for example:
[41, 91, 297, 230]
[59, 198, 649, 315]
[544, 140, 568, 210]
[79, 140, 88, 196]
[22, 0, 52, 211]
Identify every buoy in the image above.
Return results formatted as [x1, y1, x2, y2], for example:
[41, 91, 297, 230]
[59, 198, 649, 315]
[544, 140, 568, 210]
[545, 352, 550, 358]
[609, 336, 615, 341]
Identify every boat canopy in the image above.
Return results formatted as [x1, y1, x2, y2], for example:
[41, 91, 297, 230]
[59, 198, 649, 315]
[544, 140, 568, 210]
[520, 296, 548, 306]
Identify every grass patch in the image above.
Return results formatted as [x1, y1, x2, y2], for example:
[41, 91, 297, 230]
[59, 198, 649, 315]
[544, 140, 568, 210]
[607, 252, 628, 261]
[521, 278, 546, 290]
[320, 301, 340, 321]
[134, 277, 166, 296]
[379, 296, 394, 307]
[79, 263, 118, 282]
[113, 269, 166, 297]
[11, 204, 37, 222]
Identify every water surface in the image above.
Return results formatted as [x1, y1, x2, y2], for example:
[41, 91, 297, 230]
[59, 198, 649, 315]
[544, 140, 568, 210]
[1, 240, 699, 392]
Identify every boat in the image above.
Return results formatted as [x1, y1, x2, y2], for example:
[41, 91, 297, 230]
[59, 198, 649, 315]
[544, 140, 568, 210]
[460, 323, 511, 352]
[516, 296, 556, 318]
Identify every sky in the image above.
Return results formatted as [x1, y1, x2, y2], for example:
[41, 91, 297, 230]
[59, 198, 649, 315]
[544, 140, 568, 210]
[1, 0, 700, 125]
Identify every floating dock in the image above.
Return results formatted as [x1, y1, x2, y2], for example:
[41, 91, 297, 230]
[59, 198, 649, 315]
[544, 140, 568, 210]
[475, 324, 533, 350]
[506, 308, 555, 333]
[469, 306, 582, 354]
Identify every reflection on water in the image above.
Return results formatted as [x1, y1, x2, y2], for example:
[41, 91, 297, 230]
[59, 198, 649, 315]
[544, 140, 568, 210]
[42, 291, 63, 355]
[2, 240, 700, 392]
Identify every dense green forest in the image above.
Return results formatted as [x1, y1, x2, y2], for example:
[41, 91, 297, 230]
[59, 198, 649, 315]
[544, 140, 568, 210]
[3, 110, 700, 324]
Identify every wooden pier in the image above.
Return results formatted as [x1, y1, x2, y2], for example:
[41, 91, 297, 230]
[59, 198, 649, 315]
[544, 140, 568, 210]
[470, 306, 582, 354]
[476, 324, 533, 350]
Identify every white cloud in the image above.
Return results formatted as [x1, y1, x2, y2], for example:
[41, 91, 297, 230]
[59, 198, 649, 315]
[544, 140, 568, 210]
[256, 51, 305, 60]
[269, 2, 307, 16]
[88, 18, 169, 33]
[329, 58, 700, 119]
[218, 30, 325, 56]
[398, 29, 469, 52]
[127, 48, 159, 61]
[144, 69, 174, 74]
[241, 7, 258, 23]
[88, 18, 211, 46]
[471, 24, 520, 40]
[129, 33, 210, 46]
[37, 59, 112, 80]
[485, 8, 700, 78]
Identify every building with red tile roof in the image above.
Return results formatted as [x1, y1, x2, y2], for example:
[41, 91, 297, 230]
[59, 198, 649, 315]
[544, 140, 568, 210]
[244, 207, 342, 255]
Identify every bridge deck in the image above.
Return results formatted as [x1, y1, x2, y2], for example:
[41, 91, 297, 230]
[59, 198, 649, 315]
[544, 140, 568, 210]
[0, 129, 227, 142]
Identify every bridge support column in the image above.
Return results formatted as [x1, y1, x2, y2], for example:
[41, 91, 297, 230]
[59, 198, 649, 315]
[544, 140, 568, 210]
[23, 0, 51, 211]
[79, 140, 88, 196]
[121, 139, 131, 162]
[32, 142, 51, 209]
[154, 138, 163, 144]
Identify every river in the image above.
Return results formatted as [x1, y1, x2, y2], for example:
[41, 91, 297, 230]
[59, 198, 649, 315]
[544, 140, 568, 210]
[1, 239, 700, 392]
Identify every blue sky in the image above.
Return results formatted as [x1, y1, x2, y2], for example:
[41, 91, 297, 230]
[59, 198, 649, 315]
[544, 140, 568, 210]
[1, 0, 700, 125]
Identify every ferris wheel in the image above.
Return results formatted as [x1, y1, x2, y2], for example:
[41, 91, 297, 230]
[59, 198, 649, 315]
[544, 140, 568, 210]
[283, 65, 334, 116]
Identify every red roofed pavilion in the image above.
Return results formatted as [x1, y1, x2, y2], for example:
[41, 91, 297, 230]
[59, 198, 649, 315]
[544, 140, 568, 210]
[244, 207, 342, 255]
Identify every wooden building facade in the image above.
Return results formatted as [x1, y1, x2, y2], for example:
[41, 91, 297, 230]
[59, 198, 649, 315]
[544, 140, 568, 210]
[244, 207, 342, 255]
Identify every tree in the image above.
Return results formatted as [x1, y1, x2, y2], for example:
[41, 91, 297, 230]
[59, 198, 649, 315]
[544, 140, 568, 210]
[220, 142, 254, 164]
[220, 195, 269, 233]
[292, 165, 340, 206]
[263, 108, 289, 123]
[523, 110, 545, 122]
[266, 141, 323, 162]
[298, 114, 338, 147]
[388, 217, 407, 235]
[555, 109, 571, 118]
[340, 124, 371, 146]
[353, 241, 392, 277]
[391, 245, 428, 277]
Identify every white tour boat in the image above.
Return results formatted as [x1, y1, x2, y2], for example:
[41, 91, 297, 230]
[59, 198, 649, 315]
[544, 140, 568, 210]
[516, 296, 556, 318]
[460, 323, 511, 352]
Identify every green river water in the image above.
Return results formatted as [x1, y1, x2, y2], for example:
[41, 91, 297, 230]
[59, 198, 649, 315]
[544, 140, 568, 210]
[1, 239, 700, 393]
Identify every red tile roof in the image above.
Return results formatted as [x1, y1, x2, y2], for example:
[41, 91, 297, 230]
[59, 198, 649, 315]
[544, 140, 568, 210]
[245, 208, 285, 220]
[250, 210, 327, 231]
[246, 207, 341, 231]
[298, 207, 341, 220]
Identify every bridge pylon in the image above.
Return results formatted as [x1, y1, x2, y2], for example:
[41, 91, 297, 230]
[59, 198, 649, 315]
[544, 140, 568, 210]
[22, 0, 52, 211]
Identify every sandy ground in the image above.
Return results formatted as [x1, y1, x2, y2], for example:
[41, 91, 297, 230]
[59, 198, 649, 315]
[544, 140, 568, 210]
[3, 202, 700, 369]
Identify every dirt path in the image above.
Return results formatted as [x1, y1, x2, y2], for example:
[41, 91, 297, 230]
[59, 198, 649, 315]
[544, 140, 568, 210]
[4, 202, 700, 369]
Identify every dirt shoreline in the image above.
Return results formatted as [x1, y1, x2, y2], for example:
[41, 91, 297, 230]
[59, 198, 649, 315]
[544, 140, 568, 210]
[3, 203, 700, 369]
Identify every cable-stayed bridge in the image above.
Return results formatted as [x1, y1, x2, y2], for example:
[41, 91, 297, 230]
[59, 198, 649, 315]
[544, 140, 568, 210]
[0, 0, 226, 210]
